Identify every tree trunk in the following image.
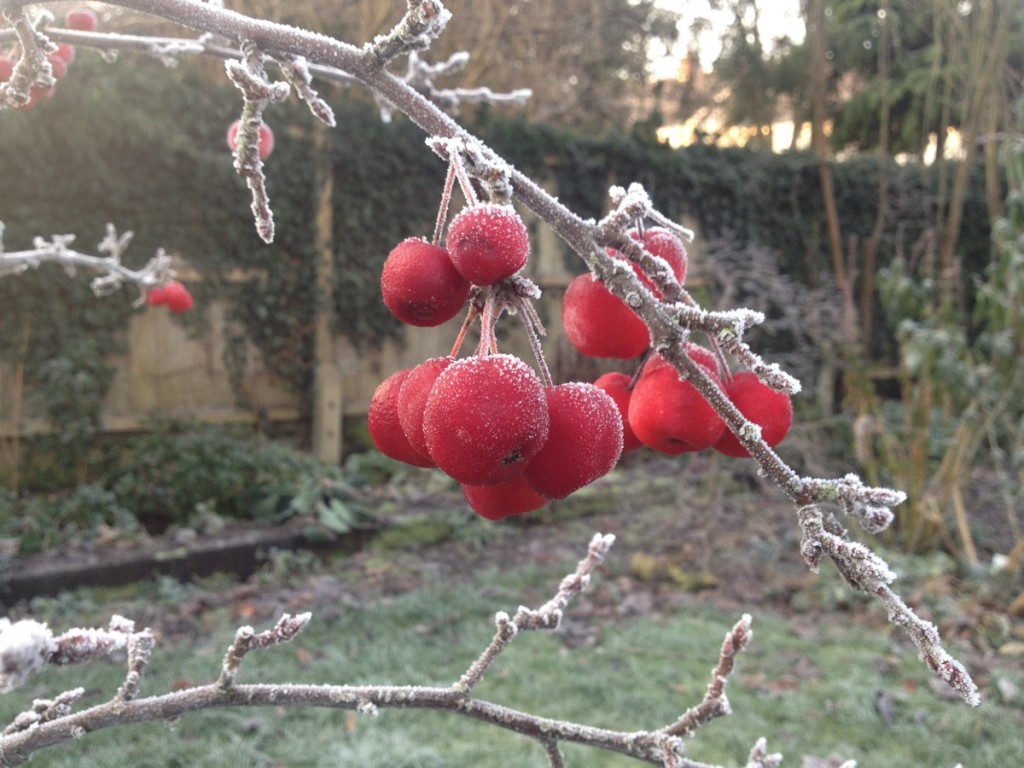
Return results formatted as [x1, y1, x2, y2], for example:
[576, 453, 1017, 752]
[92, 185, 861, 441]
[937, 0, 1011, 290]
[807, 0, 857, 345]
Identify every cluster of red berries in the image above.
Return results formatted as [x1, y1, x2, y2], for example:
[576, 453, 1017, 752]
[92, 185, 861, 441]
[226, 119, 275, 161]
[593, 350, 793, 460]
[0, 8, 97, 110]
[369, 171, 793, 521]
[147, 281, 193, 313]
[370, 203, 624, 520]
[563, 227, 793, 460]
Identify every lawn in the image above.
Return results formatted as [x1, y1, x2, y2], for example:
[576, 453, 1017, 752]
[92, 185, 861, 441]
[2, 455, 1022, 767]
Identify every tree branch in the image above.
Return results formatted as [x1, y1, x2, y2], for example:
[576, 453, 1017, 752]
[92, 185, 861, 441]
[0, 536, 759, 768]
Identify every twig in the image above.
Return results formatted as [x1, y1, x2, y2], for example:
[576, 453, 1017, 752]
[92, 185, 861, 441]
[0, 536, 755, 768]
[0, 223, 173, 305]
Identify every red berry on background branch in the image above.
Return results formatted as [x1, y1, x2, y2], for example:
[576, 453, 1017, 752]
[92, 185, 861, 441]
[368, 369, 436, 469]
[422, 353, 549, 486]
[54, 44, 77, 66]
[522, 382, 623, 500]
[226, 119, 275, 161]
[562, 273, 650, 359]
[65, 8, 98, 32]
[461, 475, 549, 521]
[0, 55, 12, 84]
[46, 54, 69, 81]
[713, 371, 794, 458]
[147, 286, 168, 306]
[381, 238, 470, 327]
[445, 203, 530, 286]
[162, 281, 194, 313]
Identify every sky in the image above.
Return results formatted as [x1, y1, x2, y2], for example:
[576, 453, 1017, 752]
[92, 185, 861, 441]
[649, 0, 806, 79]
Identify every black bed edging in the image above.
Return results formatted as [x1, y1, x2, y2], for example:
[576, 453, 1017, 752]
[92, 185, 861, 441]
[0, 524, 381, 607]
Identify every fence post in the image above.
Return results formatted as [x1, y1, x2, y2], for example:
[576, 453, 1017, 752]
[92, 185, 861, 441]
[311, 123, 343, 464]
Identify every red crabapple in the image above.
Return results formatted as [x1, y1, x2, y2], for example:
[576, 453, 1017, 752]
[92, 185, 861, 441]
[712, 371, 794, 458]
[628, 365, 726, 454]
[422, 354, 548, 485]
[147, 286, 168, 306]
[397, 356, 455, 459]
[593, 372, 643, 452]
[47, 54, 68, 80]
[0, 55, 12, 83]
[445, 204, 530, 285]
[227, 119, 275, 161]
[65, 8, 98, 32]
[629, 227, 687, 286]
[562, 273, 650, 359]
[163, 281, 194, 313]
[644, 343, 720, 379]
[368, 369, 435, 468]
[54, 44, 76, 66]
[522, 383, 623, 499]
[461, 475, 549, 521]
[381, 238, 470, 327]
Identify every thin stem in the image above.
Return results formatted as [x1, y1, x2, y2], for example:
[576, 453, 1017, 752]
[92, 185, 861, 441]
[432, 160, 457, 246]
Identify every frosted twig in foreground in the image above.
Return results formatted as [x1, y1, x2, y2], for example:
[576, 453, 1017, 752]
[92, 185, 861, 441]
[0, 536, 763, 768]
[455, 532, 613, 695]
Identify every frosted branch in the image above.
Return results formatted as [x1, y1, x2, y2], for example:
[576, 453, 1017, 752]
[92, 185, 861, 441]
[401, 51, 531, 116]
[0, 5, 55, 107]
[0, 223, 174, 305]
[225, 40, 288, 243]
[0, 619, 55, 693]
[276, 54, 335, 126]
[0, 538, 762, 767]
[664, 614, 753, 737]
[217, 612, 311, 689]
[366, 0, 452, 66]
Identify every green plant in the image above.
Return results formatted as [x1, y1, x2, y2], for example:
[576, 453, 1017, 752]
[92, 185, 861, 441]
[862, 125, 1024, 560]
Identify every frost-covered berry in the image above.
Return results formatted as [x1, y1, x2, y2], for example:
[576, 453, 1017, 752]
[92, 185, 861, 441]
[712, 371, 793, 458]
[368, 368, 435, 468]
[445, 204, 530, 286]
[628, 365, 726, 455]
[593, 372, 643, 452]
[461, 475, 549, 521]
[562, 273, 650, 359]
[422, 354, 548, 485]
[522, 382, 623, 499]
[381, 238, 470, 327]
[398, 356, 455, 459]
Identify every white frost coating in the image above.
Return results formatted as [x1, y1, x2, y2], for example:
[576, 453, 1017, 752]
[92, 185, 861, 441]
[0, 618, 56, 692]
